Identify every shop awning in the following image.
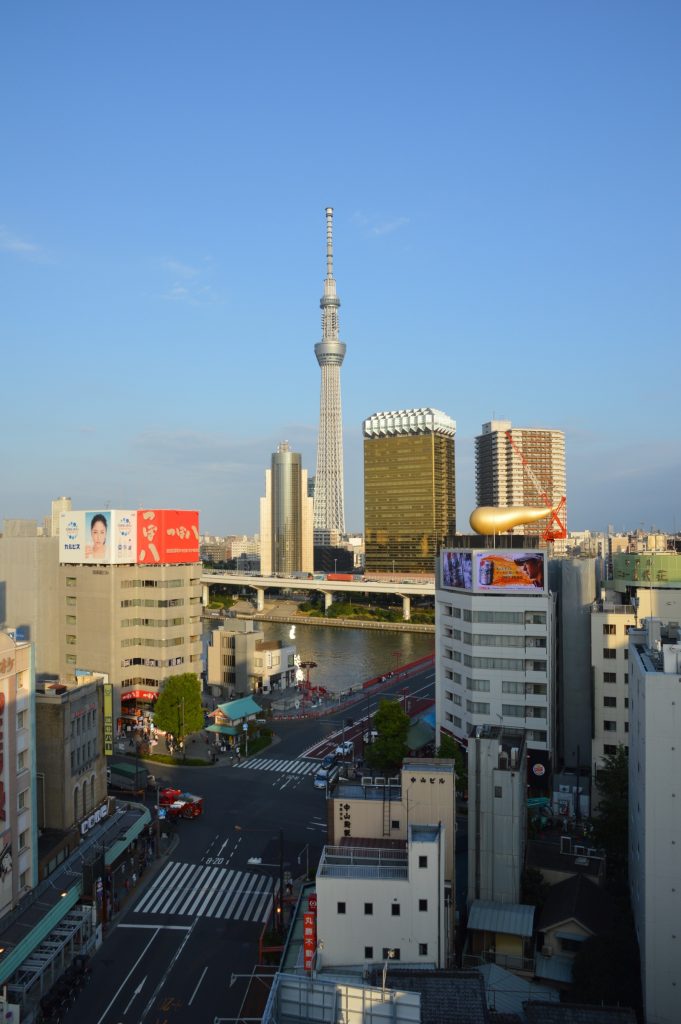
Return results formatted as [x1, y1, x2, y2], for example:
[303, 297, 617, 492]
[206, 724, 239, 736]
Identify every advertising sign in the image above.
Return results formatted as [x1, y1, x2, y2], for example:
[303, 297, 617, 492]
[121, 689, 158, 703]
[137, 509, 200, 564]
[441, 550, 473, 590]
[303, 911, 317, 971]
[474, 551, 546, 592]
[60, 510, 138, 565]
[103, 682, 114, 756]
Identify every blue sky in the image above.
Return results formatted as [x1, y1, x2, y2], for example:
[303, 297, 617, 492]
[1, 2, 679, 535]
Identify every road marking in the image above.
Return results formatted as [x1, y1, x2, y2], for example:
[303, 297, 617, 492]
[140, 918, 197, 1024]
[118, 923, 191, 930]
[124, 975, 147, 1014]
[189, 965, 208, 1006]
[95, 927, 159, 1024]
[133, 862, 277, 924]
[233, 756, 316, 775]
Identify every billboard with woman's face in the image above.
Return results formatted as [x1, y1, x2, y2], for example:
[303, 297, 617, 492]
[61, 509, 199, 564]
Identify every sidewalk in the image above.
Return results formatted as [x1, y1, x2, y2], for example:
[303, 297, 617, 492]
[104, 828, 179, 932]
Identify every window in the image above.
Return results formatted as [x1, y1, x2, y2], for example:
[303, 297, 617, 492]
[66, 655, 77, 665]
[453, 715, 462, 727]
[603, 624, 616, 635]
[17, 751, 26, 772]
[624, 674, 629, 685]
[66, 614, 76, 625]
[391, 903, 401, 916]
[466, 701, 490, 715]
[445, 691, 453, 702]
[452, 671, 461, 684]
[20, 869, 29, 889]
[66, 595, 76, 606]
[452, 650, 461, 662]
[604, 744, 617, 755]
[603, 720, 617, 732]
[418, 855, 428, 868]
[445, 712, 454, 723]
[604, 696, 617, 708]
[452, 693, 461, 705]
[364, 946, 373, 959]
[624, 697, 629, 708]
[603, 649, 616, 660]
[419, 943, 428, 956]
[337, 901, 346, 914]
[419, 898, 428, 911]
[383, 948, 400, 960]
[525, 611, 546, 625]
[19, 830, 28, 850]
[503, 680, 524, 694]
[501, 704, 525, 718]
[624, 649, 629, 660]
[364, 902, 373, 915]
[466, 678, 490, 692]
[603, 672, 617, 683]
[494, 786, 503, 798]
[66, 577, 76, 587]
[17, 710, 26, 730]
[391, 820, 400, 829]
[66, 634, 77, 645]
[18, 790, 27, 810]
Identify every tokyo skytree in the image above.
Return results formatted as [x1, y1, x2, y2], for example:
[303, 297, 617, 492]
[313, 207, 346, 533]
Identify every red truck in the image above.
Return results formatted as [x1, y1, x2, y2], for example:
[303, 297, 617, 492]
[159, 789, 204, 819]
[326, 573, 354, 582]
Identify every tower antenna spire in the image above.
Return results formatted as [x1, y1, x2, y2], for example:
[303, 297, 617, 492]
[326, 206, 334, 279]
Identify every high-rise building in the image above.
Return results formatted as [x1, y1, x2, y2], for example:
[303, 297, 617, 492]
[475, 420, 566, 549]
[628, 619, 681, 1024]
[313, 207, 346, 534]
[363, 408, 456, 574]
[259, 442, 313, 576]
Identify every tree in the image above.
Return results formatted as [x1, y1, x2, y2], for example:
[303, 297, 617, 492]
[435, 733, 468, 795]
[365, 700, 410, 774]
[154, 673, 204, 754]
[591, 744, 629, 877]
[571, 929, 642, 1014]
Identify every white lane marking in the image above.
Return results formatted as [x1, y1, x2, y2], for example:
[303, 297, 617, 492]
[95, 928, 159, 1024]
[188, 965, 209, 1007]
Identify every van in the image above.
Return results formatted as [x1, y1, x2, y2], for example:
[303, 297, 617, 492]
[314, 765, 340, 790]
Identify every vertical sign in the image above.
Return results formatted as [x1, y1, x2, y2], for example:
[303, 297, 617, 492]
[103, 682, 114, 756]
[303, 910, 317, 971]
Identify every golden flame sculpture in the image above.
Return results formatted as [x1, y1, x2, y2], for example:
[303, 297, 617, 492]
[469, 505, 553, 535]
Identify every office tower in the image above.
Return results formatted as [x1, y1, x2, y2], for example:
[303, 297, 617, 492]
[313, 207, 346, 534]
[628, 619, 681, 1024]
[259, 442, 313, 576]
[435, 546, 556, 775]
[363, 408, 456, 574]
[50, 497, 72, 537]
[475, 420, 566, 548]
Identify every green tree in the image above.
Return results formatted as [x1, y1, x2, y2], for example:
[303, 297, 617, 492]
[365, 700, 410, 774]
[154, 673, 204, 754]
[435, 733, 468, 795]
[571, 929, 642, 1014]
[591, 744, 629, 877]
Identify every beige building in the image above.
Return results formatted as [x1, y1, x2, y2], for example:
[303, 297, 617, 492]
[59, 561, 202, 721]
[0, 632, 36, 917]
[0, 528, 60, 675]
[206, 619, 296, 698]
[328, 759, 456, 899]
[35, 673, 108, 833]
[260, 443, 313, 576]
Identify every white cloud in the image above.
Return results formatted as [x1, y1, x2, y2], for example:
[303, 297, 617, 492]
[0, 226, 42, 258]
[159, 256, 221, 304]
[352, 211, 410, 237]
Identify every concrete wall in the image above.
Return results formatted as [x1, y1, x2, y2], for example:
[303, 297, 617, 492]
[0, 535, 61, 674]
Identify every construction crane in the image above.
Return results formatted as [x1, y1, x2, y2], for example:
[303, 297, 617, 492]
[505, 430, 567, 542]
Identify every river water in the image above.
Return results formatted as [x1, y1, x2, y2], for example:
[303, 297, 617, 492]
[257, 619, 434, 695]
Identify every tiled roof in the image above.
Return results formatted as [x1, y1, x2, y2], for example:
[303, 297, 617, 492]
[387, 970, 490, 1024]
[537, 874, 612, 936]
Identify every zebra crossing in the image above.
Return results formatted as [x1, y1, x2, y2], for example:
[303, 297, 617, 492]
[233, 756, 317, 775]
[132, 860, 278, 924]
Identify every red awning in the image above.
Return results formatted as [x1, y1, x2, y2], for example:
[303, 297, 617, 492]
[120, 690, 157, 702]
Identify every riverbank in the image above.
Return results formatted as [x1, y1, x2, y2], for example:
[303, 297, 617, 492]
[204, 600, 434, 634]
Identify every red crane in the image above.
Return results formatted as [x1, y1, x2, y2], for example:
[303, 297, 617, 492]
[505, 430, 567, 542]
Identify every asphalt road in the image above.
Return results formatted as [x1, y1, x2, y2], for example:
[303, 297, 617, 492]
[63, 662, 435, 1024]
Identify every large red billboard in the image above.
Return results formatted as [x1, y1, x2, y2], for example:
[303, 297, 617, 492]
[137, 510, 200, 564]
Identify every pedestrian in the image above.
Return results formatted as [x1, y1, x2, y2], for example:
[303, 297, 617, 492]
[132, 872, 137, 887]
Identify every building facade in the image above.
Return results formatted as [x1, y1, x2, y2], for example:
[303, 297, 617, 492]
[314, 207, 346, 534]
[315, 825, 447, 970]
[435, 548, 556, 771]
[207, 619, 296, 698]
[467, 726, 527, 906]
[628, 619, 681, 1024]
[475, 420, 566, 549]
[260, 442, 313, 577]
[363, 408, 456, 574]
[0, 632, 37, 917]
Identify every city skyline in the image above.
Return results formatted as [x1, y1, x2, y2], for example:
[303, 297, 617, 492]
[1, 3, 679, 535]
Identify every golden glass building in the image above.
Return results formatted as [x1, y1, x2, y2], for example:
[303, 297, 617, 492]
[363, 408, 456, 574]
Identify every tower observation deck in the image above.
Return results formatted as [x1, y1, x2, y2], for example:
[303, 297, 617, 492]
[314, 207, 346, 533]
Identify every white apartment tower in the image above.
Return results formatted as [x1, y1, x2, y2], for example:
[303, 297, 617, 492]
[313, 207, 346, 534]
[475, 420, 566, 548]
[628, 619, 681, 1024]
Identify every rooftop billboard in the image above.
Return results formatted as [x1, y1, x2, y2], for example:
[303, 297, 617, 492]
[441, 549, 546, 593]
[60, 509, 199, 565]
[137, 509, 200, 564]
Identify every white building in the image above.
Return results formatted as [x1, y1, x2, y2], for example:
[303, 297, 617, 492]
[628, 619, 681, 1024]
[467, 726, 527, 906]
[315, 825, 447, 971]
[206, 619, 296, 698]
[436, 548, 556, 766]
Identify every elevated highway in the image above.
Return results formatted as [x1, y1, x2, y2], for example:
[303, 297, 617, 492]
[200, 570, 435, 621]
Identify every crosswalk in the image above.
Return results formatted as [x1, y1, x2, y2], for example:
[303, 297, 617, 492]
[233, 757, 317, 775]
[132, 860, 278, 924]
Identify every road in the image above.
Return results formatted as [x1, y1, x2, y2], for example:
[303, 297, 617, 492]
[64, 661, 435, 1023]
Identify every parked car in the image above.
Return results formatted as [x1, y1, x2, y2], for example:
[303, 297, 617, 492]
[335, 740, 353, 758]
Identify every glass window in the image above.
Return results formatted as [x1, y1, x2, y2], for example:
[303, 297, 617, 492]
[494, 785, 503, 798]
[603, 624, 616, 635]
[604, 696, 617, 707]
[365, 946, 373, 959]
[419, 899, 428, 911]
[501, 704, 525, 718]
[466, 701, 490, 715]
[419, 943, 428, 956]
[603, 672, 617, 683]
[364, 902, 373, 915]
[418, 856, 427, 868]
[503, 680, 524, 694]
[603, 649, 616, 660]
[391, 903, 400, 916]
[337, 901, 346, 914]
